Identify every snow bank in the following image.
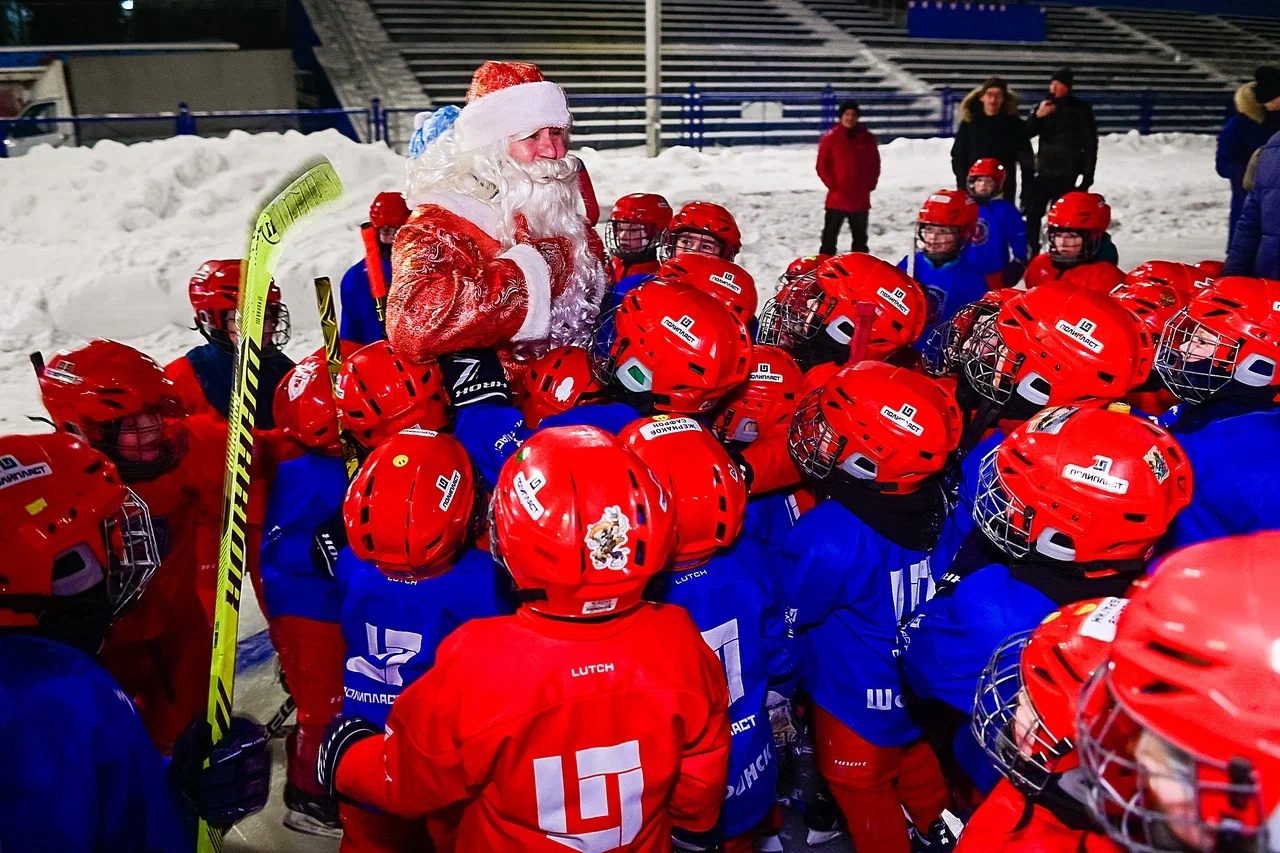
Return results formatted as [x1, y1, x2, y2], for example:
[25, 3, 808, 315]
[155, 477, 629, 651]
[0, 128, 1229, 432]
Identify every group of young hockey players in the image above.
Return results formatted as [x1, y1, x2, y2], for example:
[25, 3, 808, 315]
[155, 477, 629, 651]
[4, 150, 1280, 853]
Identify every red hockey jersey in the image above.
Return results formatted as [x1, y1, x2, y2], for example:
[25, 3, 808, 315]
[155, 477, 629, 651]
[338, 603, 732, 852]
[1024, 254, 1124, 293]
[956, 780, 1121, 853]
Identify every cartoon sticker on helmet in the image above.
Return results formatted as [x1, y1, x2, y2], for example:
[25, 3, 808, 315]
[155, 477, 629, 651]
[585, 505, 631, 572]
[287, 358, 320, 401]
[553, 377, 576, 403]
[1026, 406, 1079, 435]
[1143, 446, 1170, 484]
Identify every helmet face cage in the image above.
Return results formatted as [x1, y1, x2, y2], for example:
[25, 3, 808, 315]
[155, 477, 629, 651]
[973, 448, 1035, 560]
[763, 277, 837, 345]
[1154, 308, 1245, 404]
[966, 172, 1003, 203]
[972, 631, 1072, 796]
[787, 389, 847, 480]
[962, 318, 1025, 406]
[1078, 668, 1267, 853]
[199, 303, 291, 351]
[604, 220, 658, 260]
[656, 229, 729, 264]
[104, 488, 161, 618]
[917, 222, 966, 265]
[1047, 226, 1102, 266]
[924, 299, 999, 376]
[94, 410, 184, 482]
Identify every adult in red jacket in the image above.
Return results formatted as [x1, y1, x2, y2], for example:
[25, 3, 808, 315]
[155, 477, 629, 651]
[320, 426, 732, 852]
[817, 100, 881, 256]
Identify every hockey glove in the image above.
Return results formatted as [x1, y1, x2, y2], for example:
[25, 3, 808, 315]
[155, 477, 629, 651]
[311, 509, 347, 579]
[438, 348, 512, 409]
[169, 716, 271, 830]
[317, 714, 380, 801]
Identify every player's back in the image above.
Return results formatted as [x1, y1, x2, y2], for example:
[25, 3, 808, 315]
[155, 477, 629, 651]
[372, 602, 731, 851]
[0, 634, 188, 853]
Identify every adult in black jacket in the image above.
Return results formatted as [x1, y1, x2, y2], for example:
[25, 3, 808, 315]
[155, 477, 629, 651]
[1024, 67, 1098, 256]
[950, 77, 1034, 204]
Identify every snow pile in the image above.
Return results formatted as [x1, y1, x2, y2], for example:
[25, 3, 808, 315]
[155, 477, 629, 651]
[0, 128, 1229, 431]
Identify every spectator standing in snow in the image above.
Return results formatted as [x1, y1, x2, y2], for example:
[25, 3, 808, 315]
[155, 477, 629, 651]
[950, 77, 1035, 205]
[1217, 66, 1280, 248]
[1224, 129, 1280, 279]
[817, 100, 881, 255]
[1024, 67, 1098, 257]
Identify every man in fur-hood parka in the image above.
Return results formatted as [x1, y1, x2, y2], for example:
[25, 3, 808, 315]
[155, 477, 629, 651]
[1217, 66, 1280, 247]
[949, 77, 1035, 205]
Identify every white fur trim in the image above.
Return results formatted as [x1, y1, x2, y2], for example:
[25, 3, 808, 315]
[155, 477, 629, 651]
[453, 81, 571, 152]
[408, 191, 502, 240]
[501, 243, 552, 342]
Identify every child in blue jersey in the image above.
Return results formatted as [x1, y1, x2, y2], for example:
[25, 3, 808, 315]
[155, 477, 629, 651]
[0, 432, 269, 852]
[899, 406, 1192, 793]
[1152, 275, 1280, 551]
[339, 192, 411, 346]
[335, 427, 514, 852]
[780, 361, 963, 853]
[619, 414, 791, 851]
[901, 189, 988, 347]
[962, 158, 1027, 289]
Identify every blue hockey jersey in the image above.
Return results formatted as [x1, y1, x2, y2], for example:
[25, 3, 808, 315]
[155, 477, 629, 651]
[899, 253, 989, 347]
[782, 500, 963, 748]
[1160, 402, 1280, 551]
[965, 199, 1027, 278]
[339, 256, 390, 346]
[0, 634, 189, 852]
[260, 452, 348, 623]
[337, 547, 514, 726]
[651, 538, 792, 838]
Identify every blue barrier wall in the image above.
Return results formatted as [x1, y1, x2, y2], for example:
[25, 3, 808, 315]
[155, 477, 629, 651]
[907, 2, 1047, 42]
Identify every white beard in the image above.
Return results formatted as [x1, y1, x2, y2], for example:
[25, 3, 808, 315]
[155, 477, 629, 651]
[406, 134, 607, 353]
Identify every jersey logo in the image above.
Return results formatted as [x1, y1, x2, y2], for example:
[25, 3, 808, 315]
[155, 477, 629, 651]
[0, 455, 52, 491]
[554, 376, 576, 402]
[534, 741, 644, 852]
[345, 624, 423, 687]
[877, 286, 911, 316]
[709, 270, 742, 293]
[749, 362, 785, 383]
[660, 315, 700, 348]
[701, 619, 745, 704]
[880, 403, 924, 437]
[514, 470, 547, 520]
[585, 506, 631, 572]
[436, 470, 461, 510]
[287, 357, 320, 400]
[972, 217, 990, 246]
[866, 688, 906, 710]
[1062, 455, 1130, 495]
[1054, 317, 1105, 354]
[890, 558, 935, 623]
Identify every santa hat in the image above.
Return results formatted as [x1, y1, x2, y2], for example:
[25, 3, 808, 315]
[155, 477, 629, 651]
[452, 61, 572, 152]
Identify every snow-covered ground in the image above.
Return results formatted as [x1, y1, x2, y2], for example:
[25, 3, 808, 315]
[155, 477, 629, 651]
[0, 129, 1229, 436]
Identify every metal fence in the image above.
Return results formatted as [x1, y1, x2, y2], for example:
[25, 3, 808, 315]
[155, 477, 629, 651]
[0, 86, 1235, 157]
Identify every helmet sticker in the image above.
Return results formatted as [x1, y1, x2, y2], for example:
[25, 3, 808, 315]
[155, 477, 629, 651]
[1077, 596, 1128, 643]
[877, 286, 911, 316]
[401, 427, 439, 437]
[582, 597, 619, 616]
[750, 363, 785, 383]
[709, 270, 742, 294]
[514, 469, 547, 520]
[42, 362, 82, 385]
[1054, 317, 1105, 354]
[1026, 406, 1079, 435]
[1143, 447, 1170, 484]
[436, 470, 461, 511]
[638, 417, 702, 440]
[287, 359, 320, 401]
[553, 377, 576, 403]
[585, 506, 631, 572]
[660, 315, 701, 347]
[880, 403, 924, 437]
[0, 455, 52, 491]
[1062, 455, 1130, 495]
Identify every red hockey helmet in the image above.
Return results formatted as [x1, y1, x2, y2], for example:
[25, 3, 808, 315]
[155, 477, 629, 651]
[37, 340, 187, 481]
[973, 596, 1127, 797]
[1154, 276, 1280, 404]
[711, 345, 803, 444]
[973, 405, 1192, 563]
[619, 415, 747, 568]
[344, 429, 481, 581]
[369, 191, 411, 230]
[789, 360, 962, 491]
[964, 283, 1154, 409]
[1108, 277, 1188, 343]
[604, 193, 673, 260]
[519, 346, 603, 428]
[188, 259, 290, 351]
[657, 201, 742, 263]
[0, 432, 160, 627]
[917, 189, 980, 264]
[759, 252, 928, 361]
[1192, 258, 1225, 284]
[1124, 260, 1197, 298]
[1046, 192, 1111, 265]
[603, 282, 753, 414]
[779, 254, 832, 290]
[654, 254, 758, 322]
[273, 348, 345, 452]
[966, 158, 1007, 202]
[335, 341, 450, 449]
[1079, 532, 1280, 853]
[489, 425, 677, 618]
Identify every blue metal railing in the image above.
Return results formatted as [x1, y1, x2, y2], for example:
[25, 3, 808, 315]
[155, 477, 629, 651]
[0, 87, 1235, 157]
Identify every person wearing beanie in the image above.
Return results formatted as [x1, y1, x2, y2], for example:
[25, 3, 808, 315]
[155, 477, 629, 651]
[1024, 66, 1098, 258]
[950, 76, 1035, 205]
[1216, 65, 1280, 248]
[389, 60, 609, 386]
[817, 99, 882, 254]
